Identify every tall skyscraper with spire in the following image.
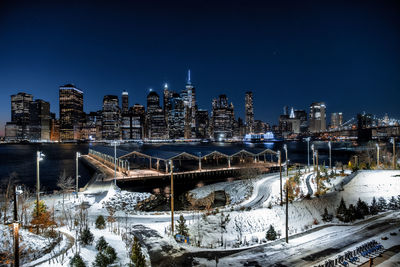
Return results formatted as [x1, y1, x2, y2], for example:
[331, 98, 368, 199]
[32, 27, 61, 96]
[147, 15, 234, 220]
[245, 91, 254, 134]
[182, 69, 197, 138]
[122, 90, 129, 114]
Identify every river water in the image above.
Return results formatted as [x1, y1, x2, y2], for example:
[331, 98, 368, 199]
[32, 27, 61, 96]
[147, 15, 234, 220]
[0, 141, 355, 192]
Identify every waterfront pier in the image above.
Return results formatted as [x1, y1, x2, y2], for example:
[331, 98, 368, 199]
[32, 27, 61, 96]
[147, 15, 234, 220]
[85, 145, 279, 182]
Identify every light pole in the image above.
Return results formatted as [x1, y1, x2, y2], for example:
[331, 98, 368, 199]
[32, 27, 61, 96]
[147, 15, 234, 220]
[283, 144, 289, 244]
[376, 143, 380, 168]
[111, 141, 119, 185]
[328, 141, 332, 171]
[283, 144, 288, 177]
[278, 151, 282, 205]
[392, 137, 396, 170]
[13, 185, 23, 267]
[36, 151, 44, 221]
[316, 150, 319, 194]
[311, 144, 315, 174]
[76, 152, 81, 196]
[306, 137, 310, 171]
[170, 160, 174, 235]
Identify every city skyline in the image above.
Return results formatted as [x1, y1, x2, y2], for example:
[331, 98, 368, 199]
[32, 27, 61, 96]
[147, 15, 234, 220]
[1, 0, 400, 135]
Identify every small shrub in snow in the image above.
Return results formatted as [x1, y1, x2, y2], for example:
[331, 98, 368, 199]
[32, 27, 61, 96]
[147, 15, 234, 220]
[130, 236, 145, 267]
[321, 208, 333, 222]
[176, 214, 189, 237]
[266, 225, 277, 241]
[356, 198, 369, 219]
[388, 196, 398, 210]
[70, 253, 86, 267]
[336, 197, 347, 221]
[92, 252, 108, 267]
[369, 197, 379, 215]
[377, 197, 387, 211]
[95, 236, 108, 252]
[79, 227, 94, 246]
[95, 215, 106, 229]
[104, 246, 117, 265]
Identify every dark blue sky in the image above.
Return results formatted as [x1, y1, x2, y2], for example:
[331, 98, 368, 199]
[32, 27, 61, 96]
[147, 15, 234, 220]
[1, 0, 399, 135]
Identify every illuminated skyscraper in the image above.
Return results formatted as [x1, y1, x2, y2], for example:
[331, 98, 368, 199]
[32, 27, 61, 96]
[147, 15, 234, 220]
[7, 92, 33, 140]
[245, 91, 254, 134]
[102, 95, 121, 140]
[168, 93, 185, 139]
[146, 90, 167, 139]
[309, 102, 326, 133]
[59, 84, 84, 140]
[122, 90, 129, 114]
[29, 99, 51, 140]
[330, 112, 343, 129]
[211, 94, 235, 140]
[182, 70, 197, 138]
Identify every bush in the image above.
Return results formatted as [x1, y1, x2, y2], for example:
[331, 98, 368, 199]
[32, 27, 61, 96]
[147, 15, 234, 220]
[266, 225, 277, 241]
[176, 214, 189, 237]
[131, 236, 145, 267]
[104, 246, 117, 265]
[95, 215, 106, 229]
[92, 252, 108, 267]
[321, 208, 333, 222]
[79, 227, 94, 246]
[96, 236, 108, 252]
[70, 254, 86, 267]
[377, 197, 387, 211]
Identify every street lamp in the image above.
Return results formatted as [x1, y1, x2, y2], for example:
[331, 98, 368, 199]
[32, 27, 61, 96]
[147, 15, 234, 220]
[282, 145, 289, 244]
[170, 160, 174, 235]
[305, 137, 311, 170]
[278, 150, 282, 205]
[328, 141, 332, 171]
[13, 185, 23, 267]
[311, 144, 315, 174]
[76, 152, 81, 196]
[283, 144, 288, 177]
[111, 141, 120, 185]
[36, 151, 45, 221]
[391, 137, 396, 170]
[376, 143, 380, 168]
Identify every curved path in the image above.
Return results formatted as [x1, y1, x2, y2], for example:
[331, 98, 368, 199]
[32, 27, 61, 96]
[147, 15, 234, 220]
[29, 230, 75, 267]
[305, 173, 314, 196]
[241, 173, 280, 208]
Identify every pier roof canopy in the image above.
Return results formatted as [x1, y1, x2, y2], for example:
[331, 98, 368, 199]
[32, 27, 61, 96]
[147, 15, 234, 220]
[90, 145, 277, 161]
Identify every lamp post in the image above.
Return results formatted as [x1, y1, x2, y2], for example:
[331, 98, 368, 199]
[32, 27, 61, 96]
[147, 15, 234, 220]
[328, 141, 332, 171]
[392, 137, 396, 170]
[316, 150, 319, 194]
[278, 151, 282, 205]
[36, 151, 44, 221]
[283, 144, 289, 244]
[311, 144, 315, 174]
[111, 141, 119, 185]
[170, 160, 174, 235]
[376, 143, 380, 168]
[13, 185, 22, 267]
[283, 144, 288, 177]
[306, 137, 311, 171]
[76, 152, 81, 196]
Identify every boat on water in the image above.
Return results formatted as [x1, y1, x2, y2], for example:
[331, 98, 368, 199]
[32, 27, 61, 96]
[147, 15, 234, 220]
[243, 132, 283, 143]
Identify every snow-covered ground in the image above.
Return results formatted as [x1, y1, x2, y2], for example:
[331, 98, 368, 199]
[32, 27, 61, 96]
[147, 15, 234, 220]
[0, 224, 58, 265]
[2, 169, 400, 266]
[188, 179, 253, 206]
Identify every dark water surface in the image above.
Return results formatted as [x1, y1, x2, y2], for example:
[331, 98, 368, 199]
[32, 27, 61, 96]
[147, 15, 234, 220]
[0, 141, 355, 191]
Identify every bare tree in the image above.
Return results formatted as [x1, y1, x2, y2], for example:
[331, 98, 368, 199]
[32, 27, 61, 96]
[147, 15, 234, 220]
[1, 172, 17, 224]
[57, 170, 74, 205]
[233, 216, 244, 243]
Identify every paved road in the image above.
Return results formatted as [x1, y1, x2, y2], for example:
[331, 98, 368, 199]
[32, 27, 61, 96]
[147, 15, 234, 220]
[217, 212, 400, 267]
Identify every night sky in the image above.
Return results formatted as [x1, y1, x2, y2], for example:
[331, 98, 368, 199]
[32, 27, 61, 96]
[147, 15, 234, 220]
[1, 0, 399, 135]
